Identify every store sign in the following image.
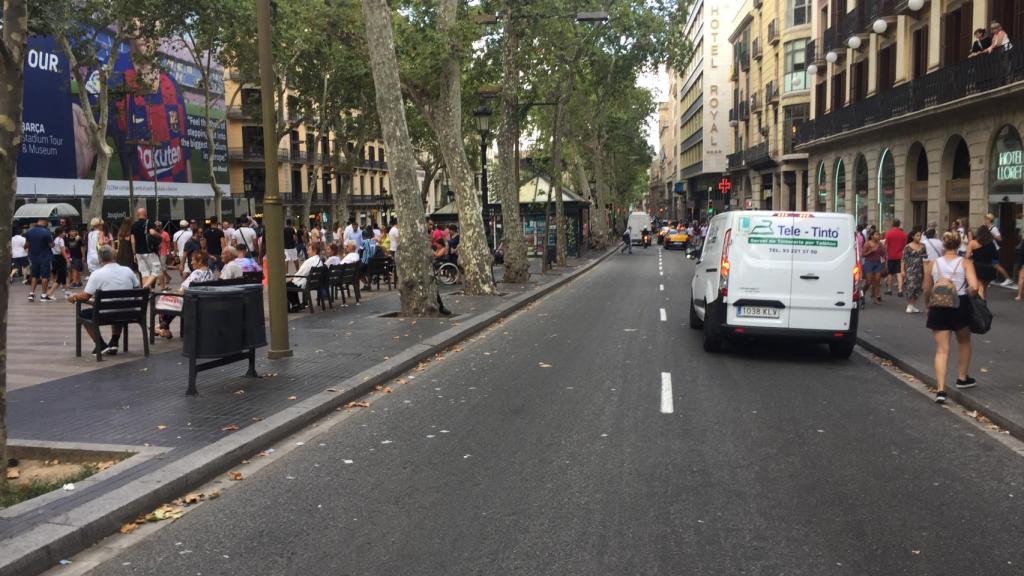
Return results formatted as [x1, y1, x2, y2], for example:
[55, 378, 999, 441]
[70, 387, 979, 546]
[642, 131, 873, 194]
[997, 150, 1023, 182]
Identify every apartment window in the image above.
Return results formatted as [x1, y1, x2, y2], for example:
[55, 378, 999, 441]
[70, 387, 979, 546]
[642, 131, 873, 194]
[784, 40, 808, 92]
[783, 104, 809, 154]
[788, 0, 809, 26]
[877, 44, 896, 91]
[912, 26, 929, 79]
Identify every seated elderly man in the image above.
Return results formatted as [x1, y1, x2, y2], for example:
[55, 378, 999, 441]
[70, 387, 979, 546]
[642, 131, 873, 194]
[287, 243, 325, 312]
[68, 245, 141, 356]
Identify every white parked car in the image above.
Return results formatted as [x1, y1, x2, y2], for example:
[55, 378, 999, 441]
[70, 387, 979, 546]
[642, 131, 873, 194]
[689, 211, 861, 358]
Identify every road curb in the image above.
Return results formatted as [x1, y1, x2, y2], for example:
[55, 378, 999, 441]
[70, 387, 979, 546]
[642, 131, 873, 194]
[856, 337, 1024, 441]
[0, 248, 617, 576]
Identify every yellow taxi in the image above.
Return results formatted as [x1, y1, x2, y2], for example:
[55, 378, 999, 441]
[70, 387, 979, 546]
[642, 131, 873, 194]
[663, 229, 690, 250]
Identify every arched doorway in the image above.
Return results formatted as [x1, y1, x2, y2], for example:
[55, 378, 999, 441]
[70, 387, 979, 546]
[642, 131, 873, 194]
[990, 124, 1023, 270]
[877, 148, 896, 227]
[942, 135, 971, 228]
[906, 143, 929, 230]
[815, 161, 827, 211]
[854, 154, 869, 226]
[834, 158, 847, 214]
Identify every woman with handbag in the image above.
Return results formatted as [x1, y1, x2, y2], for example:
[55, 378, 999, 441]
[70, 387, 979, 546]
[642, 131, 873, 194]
[154, 251, 214, 339]
[923, 231, 981, 404]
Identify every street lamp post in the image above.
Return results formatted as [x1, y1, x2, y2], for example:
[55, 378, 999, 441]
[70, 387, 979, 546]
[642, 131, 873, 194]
[256, 0, 292, 359]
[473, 105, 493, 250]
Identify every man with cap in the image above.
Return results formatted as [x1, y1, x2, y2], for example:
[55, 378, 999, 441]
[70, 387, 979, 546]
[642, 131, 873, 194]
[173, 219, 193, 281]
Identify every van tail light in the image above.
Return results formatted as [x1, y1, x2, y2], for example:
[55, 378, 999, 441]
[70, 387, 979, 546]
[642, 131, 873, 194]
[719, 229, 732, 299]
[852, 230, 863, 301]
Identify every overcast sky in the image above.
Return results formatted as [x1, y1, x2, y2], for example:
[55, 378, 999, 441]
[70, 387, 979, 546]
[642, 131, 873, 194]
[637, 65, 668, 155]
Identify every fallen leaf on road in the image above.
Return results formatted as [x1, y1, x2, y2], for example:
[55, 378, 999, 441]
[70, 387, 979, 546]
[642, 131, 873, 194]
[6, 468, 19, 480]
[911, 550, 921, 555]
[182, 493, 203, 505]
[221, 424, 239, 432]
[264, 372, 279, 378]
[252, 416, 263, 421]
[539, 363, 552, 368]
[227, 471, 244, 481]
[345, 401, 370, 409]
[980, 367, 989, 373]
[395, 378, 408, 385]
[383, 387, 393, 393]
[208, 490, 220, 499]
[97, 461, 116, 471]
[287, 396, 297, 401]
[233, 389, 245, 395]
[325, 388, 339, 393]
[624, 328, 638, 332]
[119, 523, 139, 535]
[145, 504, 183, 522]
[156, 425, 167, 430]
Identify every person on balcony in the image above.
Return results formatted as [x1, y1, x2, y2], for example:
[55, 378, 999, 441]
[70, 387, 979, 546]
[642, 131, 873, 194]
[969, 28, 991, 57]
[984, 21, 1012, 54]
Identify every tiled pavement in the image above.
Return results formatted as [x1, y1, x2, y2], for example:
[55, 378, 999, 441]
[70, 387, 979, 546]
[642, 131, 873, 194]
[0, 255, 586, 542]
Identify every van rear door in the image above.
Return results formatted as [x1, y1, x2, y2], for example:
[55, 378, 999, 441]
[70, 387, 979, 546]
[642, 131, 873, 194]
[726, 213, 795, 329]
[786, 213, 856, 331]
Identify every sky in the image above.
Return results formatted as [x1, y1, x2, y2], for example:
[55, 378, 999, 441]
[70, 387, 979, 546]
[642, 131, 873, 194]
[637, 65, 668, 155]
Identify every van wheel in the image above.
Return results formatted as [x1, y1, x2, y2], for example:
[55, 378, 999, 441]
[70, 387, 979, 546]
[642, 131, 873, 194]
[702, 300, 723, 353]
[689, 296, 703, 329]
[829, 339, 855, 359]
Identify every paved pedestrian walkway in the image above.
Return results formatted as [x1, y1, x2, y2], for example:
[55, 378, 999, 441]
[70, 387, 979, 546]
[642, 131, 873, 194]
[857, 284, 1024, 436]
[0, 252, 600, 547]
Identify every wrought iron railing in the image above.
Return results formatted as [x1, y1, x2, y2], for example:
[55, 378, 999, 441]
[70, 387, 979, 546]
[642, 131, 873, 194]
[767, 20, 779, 45]
[797, 49, 1024, 145]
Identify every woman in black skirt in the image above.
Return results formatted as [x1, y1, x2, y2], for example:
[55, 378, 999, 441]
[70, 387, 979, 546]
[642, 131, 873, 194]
[923, 231, 981, 404]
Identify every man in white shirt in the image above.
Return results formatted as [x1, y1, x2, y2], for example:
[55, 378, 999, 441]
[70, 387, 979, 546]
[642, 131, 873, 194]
[173, 220, 193, 280]
[222, 221, 236, 247]
[233, 219, 258, 254]
[341, 241, 360, 265]
[985, 212, 1014, 286]
[344, 218, 362, 246]
[287, 244, 325, 311]
[387, 217, 399, 256]
[10, 230, 28, 282]
[68, 245, 141, 356]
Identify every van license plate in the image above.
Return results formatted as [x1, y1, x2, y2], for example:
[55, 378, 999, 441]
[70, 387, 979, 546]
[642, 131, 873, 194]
[737, 306, 780, 319]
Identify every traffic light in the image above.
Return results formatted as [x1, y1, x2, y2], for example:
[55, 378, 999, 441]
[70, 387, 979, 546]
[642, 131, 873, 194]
[707, 206, 714, 215]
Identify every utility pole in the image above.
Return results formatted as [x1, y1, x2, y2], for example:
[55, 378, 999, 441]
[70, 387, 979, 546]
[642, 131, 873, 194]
[257, 0, 292, 359]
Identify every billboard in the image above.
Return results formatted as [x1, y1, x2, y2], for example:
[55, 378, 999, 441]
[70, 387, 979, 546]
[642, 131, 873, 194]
[17, 32, 229, 199]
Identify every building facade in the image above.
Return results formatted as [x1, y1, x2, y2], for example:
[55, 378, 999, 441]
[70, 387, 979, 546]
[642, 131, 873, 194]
[663, 0, 737, 221]
[796, 0, 1023, 269]
[726, 0, 813, 212]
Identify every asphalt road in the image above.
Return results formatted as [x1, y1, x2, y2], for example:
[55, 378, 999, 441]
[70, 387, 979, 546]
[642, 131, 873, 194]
[90, 245, 1024, 576]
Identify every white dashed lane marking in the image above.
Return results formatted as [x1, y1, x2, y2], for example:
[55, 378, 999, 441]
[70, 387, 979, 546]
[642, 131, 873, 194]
[661, 372, 674, 414]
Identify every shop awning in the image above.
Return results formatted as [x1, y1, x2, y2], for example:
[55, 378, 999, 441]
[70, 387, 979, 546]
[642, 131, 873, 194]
[14, 203, 80, 220]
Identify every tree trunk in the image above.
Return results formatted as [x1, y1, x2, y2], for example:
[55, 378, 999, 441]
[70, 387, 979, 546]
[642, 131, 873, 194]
[0, 0, 29, 484]
[425, 0, 495, 296]
[589, 131, 610, 248]
[551, 98, 567, 267]
[335, 173, 351, 229]
[495, 4, 530, 283]
[360, 0, 439, 316]
[202, 68, 224, 223]
[60, 37, 114, 222]
[303, 78, 330, 227]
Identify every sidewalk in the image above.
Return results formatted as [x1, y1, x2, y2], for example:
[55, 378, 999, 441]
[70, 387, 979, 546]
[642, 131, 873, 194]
[0, 250, 612, 576]
[857, 284, 1024, 438]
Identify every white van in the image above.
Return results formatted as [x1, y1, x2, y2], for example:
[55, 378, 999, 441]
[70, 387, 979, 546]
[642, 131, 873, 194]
[689, 211, 860, 358]
[626, 212, 650, 244]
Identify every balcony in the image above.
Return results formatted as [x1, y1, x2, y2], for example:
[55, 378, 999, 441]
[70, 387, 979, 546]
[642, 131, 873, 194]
[822, 26, 836, 54]
[226, 105, 252, 120]
[767, 20, 779, 45]
[349, 194, 394, 207]
[750, 91, 762, 111]
[738, 100, 750, 121]
[227, 147, 290, 163]
[797, 49, 1024, 146]
[739, 48, 750, 72]
[752, 38, 762, 60]
[864, 0, 895, 25]
[766, 80, 780, 103]
[290, 150, 308, 164]
[730, 64, 738, 81]
[805, 39, 824, 66]
[745, 141, 777, 169]
[727, 151, 746, 170]
[728, 108, 737, 124]
[841, 5, 865, 39]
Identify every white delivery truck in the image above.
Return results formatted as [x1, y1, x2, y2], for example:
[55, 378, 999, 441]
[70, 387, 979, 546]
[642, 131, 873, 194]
[689, 211, 860, 358]
[626, 212, 650, 245]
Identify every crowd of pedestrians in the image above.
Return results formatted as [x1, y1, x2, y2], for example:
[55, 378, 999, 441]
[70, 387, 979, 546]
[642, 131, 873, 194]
[855, 214, 1022, 404]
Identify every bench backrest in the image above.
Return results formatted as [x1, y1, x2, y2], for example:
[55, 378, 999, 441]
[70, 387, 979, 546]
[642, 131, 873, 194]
[367, 257, 392, 274]
[94, 288, 150, 322]
[191, 276, 261, 288]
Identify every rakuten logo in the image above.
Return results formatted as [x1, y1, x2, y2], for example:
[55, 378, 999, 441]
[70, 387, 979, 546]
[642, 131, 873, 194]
[139, 145, 182, 177]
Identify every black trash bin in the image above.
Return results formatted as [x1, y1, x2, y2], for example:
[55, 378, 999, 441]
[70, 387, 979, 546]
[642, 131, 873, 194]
[182, 284, 267, 395]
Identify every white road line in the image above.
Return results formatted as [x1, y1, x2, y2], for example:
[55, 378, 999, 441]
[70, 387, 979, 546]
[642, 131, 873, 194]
[659, 284, 664, 291]
[661, 372, 674, 414]
[659, 271, 663, 276]
[660, 308, 667, 322]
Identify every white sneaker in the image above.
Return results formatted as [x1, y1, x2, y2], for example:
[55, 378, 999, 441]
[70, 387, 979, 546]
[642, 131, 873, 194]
[910, 305, 921, 313]
[905, 305, 914, 314]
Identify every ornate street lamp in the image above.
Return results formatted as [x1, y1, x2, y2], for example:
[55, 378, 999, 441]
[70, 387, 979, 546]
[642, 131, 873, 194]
[473, 104, 493, 249]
